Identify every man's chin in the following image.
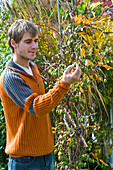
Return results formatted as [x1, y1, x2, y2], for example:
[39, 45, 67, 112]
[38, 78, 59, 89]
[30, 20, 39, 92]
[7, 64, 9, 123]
[21, 55, 36, 60]
[29, 55, 36, 60]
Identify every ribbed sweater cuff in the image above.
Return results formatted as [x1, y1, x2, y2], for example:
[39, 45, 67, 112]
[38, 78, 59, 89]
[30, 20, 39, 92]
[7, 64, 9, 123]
[58, 80, 70, 90]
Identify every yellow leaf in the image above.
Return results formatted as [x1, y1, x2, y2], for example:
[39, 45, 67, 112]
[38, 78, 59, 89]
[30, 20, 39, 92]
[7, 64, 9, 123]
[95, 73, 103, 81]
[96, 35, 100, 43]
[89, 75, 94, 80]
[84, 40, 89, 48]
[74, 15, 83, 24]
[97, 125, 100, 130]
[58, 75, 63, 81]
[98, 61, 103, 66]
[94, 30, 102, 42]
[48, 17, 50, 27]
[90, 152, 99, 161]
[71, 86, 74, 90]
[74, 17, 78, 23]
[81, 33, 92, 46]
[20, 12, 28, 20]
[89, 125, 100, 129]
[55, 54, 59, 57]
[87, 16, 94, 22]
[89, 125, 96, 128]
[80, 48, 85, 57]
[104, 6, 109, 9]
[59, 122, 63, 125]
[78, 14, 83, 20]
[100, 159, 109, 167]
[52, 131, 56, 134]
[88, 84, 93, 105]
[67, 138, 72, 142]
[103, 65, 113, 70]
[49, 28, 53, 35]
[94, 48, 99, 53]
[79, 85, 84, 93]
[85, 19, 92, 25]
[87, 35, 93, 46]
[85, 59, 93, 66]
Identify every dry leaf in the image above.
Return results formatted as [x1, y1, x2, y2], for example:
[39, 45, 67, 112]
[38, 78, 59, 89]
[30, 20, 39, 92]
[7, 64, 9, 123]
[85, 59, 93, 66]
[80, 48, 85, 57]
[103, 65, 113, 70]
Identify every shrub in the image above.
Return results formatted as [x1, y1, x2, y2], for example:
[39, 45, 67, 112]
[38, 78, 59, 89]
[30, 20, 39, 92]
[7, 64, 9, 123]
[0, 0, 113, 169]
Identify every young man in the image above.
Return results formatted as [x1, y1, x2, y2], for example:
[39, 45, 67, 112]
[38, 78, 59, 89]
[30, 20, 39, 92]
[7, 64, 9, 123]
[0, 19, 81, 170]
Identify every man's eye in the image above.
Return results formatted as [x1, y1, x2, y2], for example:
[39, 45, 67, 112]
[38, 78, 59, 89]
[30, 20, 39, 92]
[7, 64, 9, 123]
[35, 39, 38, 43]
[25, 41, 32, 44]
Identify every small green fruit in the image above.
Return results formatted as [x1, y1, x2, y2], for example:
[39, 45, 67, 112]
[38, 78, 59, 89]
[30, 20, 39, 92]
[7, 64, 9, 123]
[104, 79, 107, 83]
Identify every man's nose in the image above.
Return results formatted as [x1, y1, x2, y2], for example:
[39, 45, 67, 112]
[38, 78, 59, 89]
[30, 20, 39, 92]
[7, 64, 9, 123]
[31, 41, 38, 48]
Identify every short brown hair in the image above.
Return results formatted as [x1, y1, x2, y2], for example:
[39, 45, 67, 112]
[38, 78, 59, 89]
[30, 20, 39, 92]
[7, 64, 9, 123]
[8, 19, 38, 53]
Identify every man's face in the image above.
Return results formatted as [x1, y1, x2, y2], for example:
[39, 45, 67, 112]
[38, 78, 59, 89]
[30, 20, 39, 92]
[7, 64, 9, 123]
[14, 32, 38, 61]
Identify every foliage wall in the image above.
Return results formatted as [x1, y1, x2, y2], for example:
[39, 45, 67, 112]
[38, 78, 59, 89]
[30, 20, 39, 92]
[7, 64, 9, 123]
[0, 6, 12, 169]
[0, 0, 113, 169]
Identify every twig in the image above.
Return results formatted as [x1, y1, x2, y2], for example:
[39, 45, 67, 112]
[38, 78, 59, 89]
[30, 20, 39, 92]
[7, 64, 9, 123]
[57, 0, 62, 42]
[80, 134, 88, 148]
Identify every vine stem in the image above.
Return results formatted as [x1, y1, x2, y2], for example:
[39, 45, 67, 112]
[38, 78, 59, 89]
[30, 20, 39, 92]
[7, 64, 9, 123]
[57, 0, 62, 44]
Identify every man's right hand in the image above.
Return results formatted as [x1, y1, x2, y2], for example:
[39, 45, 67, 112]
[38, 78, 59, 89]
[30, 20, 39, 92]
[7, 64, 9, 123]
[62, 64, 81, 85]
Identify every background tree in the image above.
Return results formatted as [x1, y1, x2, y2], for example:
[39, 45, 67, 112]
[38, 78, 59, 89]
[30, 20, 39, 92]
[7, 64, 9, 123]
[0, 0, 113, 169]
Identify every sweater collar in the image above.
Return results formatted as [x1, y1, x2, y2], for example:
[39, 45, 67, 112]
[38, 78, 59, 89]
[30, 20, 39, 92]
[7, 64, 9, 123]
[7, 58, 35, 74]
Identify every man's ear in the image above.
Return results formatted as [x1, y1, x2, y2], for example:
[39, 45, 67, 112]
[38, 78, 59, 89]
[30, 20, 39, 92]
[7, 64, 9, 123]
[11, 39, 17, 49]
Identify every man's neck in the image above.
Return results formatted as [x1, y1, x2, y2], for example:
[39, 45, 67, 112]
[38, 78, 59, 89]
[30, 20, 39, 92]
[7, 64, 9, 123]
[13, 54, 30, 69]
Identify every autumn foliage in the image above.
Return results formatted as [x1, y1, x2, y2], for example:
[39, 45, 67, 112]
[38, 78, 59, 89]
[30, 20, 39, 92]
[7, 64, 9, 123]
[0, 0, 113, 169]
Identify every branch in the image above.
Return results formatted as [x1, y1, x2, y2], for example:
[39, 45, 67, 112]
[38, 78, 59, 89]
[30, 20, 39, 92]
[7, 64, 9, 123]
[57, 0, 62, 42]
[80, 134, 88, 148]
[93, 4, 113, 23]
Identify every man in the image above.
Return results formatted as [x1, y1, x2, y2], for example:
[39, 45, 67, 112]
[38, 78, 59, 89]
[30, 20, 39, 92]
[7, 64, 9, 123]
[0, 19, 81, 170]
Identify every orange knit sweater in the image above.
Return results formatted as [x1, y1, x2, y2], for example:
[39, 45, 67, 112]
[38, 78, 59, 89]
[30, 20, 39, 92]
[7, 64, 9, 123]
[0, 59, 70, 157]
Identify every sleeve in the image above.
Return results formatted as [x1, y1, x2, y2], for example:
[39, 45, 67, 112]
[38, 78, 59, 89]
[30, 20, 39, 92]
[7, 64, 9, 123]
[33, 80, 70, 117]
[3, 69, 70, 117]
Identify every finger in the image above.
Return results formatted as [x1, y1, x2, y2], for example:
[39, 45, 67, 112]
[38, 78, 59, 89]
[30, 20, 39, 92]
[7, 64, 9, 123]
[65, 64, 75, 73]
[75, 64, 79, 71]
[73, 64, 81, 76]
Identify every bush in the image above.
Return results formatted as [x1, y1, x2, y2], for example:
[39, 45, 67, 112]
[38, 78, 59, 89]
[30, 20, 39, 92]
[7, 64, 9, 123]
[0, 0, 113, 169]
